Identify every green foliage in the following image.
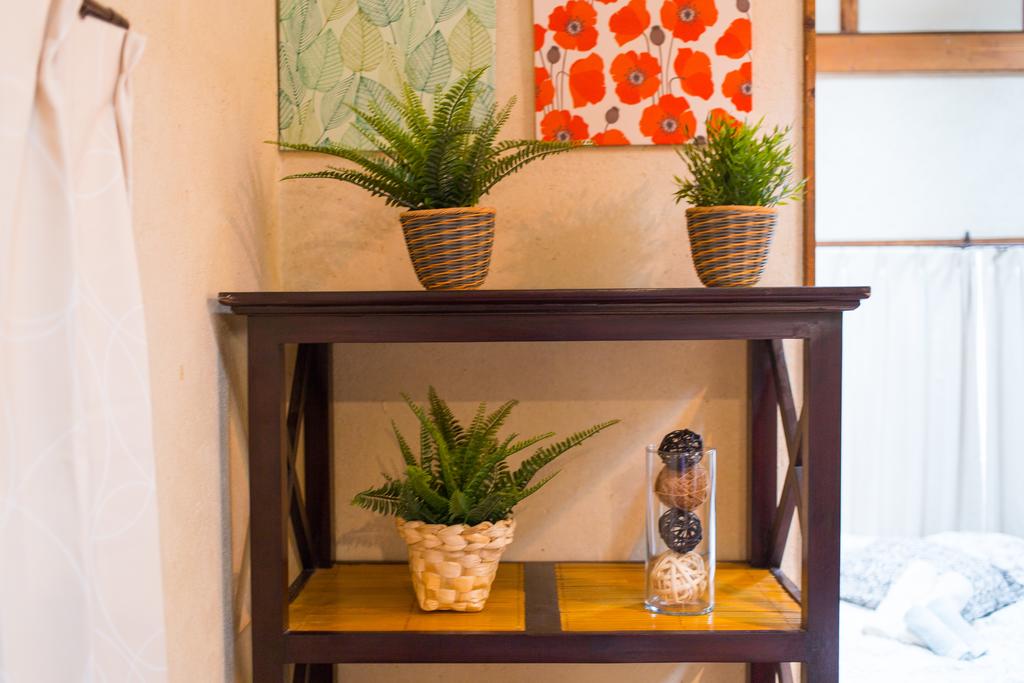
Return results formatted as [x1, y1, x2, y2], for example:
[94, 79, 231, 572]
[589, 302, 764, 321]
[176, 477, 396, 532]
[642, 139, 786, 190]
[352, 388, 619, 525]
[673, 117, 806, 208]
[272, 69, 579, 210]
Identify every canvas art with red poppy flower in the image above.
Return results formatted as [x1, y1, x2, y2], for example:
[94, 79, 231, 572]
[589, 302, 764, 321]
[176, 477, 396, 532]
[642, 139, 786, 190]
[533, 0, 752, 146]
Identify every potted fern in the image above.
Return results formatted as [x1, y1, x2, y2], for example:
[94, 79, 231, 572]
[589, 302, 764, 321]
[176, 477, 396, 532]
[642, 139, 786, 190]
[674, 117, 805, 287]
[274, 69, 578, 291]
[353, 388, 618, 612]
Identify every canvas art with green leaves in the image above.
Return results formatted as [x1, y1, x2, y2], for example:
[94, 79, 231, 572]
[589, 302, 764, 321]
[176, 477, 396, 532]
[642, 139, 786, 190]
[278, 0, 497, 148]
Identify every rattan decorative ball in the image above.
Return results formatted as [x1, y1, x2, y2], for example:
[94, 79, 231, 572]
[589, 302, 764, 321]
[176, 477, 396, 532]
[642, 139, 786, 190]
[655, 466, 709, 511]
[650, 550, 708, 605]
[658, 429, 704, 469]
[659, 508, 703, 553]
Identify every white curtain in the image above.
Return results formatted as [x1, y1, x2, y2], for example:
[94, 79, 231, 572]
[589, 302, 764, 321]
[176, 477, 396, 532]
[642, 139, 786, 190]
[0, 2, 167, 682]
[818, 246, 1024, 539]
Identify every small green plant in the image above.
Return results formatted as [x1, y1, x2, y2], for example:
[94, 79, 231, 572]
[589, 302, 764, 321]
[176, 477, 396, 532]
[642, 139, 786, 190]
[352, 388, 618, 526]
[673, 117, 806, 208]
[272, 69, 579, 210]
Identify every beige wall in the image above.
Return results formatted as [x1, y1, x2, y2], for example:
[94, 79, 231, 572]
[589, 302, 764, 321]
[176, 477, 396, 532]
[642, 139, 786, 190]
[124, 0, 805, 681]
[119, 0, 280, 681]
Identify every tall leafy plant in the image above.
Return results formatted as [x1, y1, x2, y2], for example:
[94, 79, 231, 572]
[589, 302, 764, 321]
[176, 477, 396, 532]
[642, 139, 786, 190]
[352, 388, 619, 526]
[273, 69, 579, 210]
[673, 117, 806, 208]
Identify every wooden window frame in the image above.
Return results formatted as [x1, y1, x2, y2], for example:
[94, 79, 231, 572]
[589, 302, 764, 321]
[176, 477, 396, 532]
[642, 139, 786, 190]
[802, 0, 1024, 284]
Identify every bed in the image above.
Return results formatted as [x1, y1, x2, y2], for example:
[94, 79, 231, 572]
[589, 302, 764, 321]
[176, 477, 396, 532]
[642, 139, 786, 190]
[840, 533, 1024, 682]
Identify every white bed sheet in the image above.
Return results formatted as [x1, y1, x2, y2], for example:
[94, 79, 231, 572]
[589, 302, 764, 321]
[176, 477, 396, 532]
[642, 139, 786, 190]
[840, 598, 1024, 682]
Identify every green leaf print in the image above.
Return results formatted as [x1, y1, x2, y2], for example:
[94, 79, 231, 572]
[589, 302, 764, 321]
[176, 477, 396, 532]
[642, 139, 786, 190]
[278, 43, 306, 115]
[448, 10, 491, 73]
[279, 0, 299, 22]
[319, 74, 357, 131]
[278, 89, 296, 130]
[466, 0, 494, 29]
[320, 0, 355, 21]
[289, 0, 324, 53]
[340, 10, 386, 72]
[355, 77, 400, 123]
[299, 29, 344, 92]
[405, 31, 452, 92]
[430, 0, 465, 24]
[357, 0, 404, 27]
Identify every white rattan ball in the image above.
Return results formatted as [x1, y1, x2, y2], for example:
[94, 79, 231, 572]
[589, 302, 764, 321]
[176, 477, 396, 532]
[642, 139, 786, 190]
[650, 550, 708, 605]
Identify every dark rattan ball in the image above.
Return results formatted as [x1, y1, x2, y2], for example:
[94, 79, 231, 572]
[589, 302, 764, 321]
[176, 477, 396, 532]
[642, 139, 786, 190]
[658, 508, 704, 554]
[658, 429, 704, 469]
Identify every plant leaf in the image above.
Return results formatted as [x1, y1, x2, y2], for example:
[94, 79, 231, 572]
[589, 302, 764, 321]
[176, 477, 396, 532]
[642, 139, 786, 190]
[513, 420, 619, 489]
[448, 10, 491, 73]
[355, 77, 400, 124]
[405, 31, 452, 93]
[340, 9, 386, 72]
[299, 28, 344, 92]
[430, 0, 465, 24]
[357, 0, 404, 26]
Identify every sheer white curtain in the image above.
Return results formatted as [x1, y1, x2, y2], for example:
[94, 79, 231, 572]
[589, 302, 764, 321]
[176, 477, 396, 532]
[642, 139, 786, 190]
[818, 246, 1024, 539]
[0, 1, 167, 681]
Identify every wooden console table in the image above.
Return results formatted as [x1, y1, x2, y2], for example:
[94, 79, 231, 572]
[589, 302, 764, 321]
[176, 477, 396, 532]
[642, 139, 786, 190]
[219, 288, 869, 683]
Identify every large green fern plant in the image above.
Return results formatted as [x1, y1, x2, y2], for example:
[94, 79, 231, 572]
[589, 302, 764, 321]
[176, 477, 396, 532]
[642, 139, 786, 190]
[273, 69, 579, 210]
[353, 388, 618, 526]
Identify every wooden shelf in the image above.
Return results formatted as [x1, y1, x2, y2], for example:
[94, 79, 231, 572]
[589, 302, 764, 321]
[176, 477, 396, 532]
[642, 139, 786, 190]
[289, 563, 526, 633]
[283, 562, 804, 664]
[224, 288, 869, 681]
[556, 562, 800, 632]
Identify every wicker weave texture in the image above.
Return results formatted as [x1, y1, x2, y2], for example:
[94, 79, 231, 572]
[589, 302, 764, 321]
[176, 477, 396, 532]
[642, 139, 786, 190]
[400, 207, 496, 290]
[398, 518, 515, 612]
[685, 206, 777, 287]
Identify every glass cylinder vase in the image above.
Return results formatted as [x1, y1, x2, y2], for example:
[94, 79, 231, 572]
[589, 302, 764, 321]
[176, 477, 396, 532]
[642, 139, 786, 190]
[645, 444, 716, 615]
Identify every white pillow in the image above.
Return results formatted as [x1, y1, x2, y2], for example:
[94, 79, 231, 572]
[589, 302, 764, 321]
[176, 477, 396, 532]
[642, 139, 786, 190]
[927, 532, 1024, 586]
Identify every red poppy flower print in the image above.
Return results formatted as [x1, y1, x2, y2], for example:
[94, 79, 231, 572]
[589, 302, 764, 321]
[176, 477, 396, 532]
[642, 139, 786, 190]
[715, 18, 751, 58]
[535, 67, 555, 111]
[673, 49, 713, 100]
[661, 0, 719, 42]
[611, 51, 661, 105]
[722, 61, 752, 112]
[549, 1, 600, 52]
[541, 110, 591, 142]
[609, 0, 651, 46]
[534, 23, 546, 52]
[707, 107, 741, 131]
[569, 53, 606, 107]
[640, 95, 697, 144]
[593, 129, 631, 146]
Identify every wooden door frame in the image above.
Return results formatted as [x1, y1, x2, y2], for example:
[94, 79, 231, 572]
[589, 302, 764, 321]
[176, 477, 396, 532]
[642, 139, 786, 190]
[803, 0, 816, 285]
[802, 0, 1024, 284]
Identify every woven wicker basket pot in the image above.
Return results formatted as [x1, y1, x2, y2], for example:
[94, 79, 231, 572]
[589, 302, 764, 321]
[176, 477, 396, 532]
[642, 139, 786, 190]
[397, 517, 515, 612]
[685, 205, 778, 287]
[399, 207, 496, 290]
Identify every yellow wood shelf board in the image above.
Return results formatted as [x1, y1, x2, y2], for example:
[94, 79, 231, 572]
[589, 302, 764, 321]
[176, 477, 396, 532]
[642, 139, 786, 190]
[556, 562, 802, 632]
[288, 563, 525, 632]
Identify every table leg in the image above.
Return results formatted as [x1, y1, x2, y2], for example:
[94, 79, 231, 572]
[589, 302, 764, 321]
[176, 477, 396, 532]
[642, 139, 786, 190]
[249, 321, 288, 683]
[304, 344, 334, 569]
[749, 340, 778, 568]
[802, 315, 843, 683]
[749, 662, 776, 682]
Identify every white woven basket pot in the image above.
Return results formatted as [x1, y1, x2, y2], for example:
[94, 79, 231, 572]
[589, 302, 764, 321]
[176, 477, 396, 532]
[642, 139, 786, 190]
[397, 518, 516, 612]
